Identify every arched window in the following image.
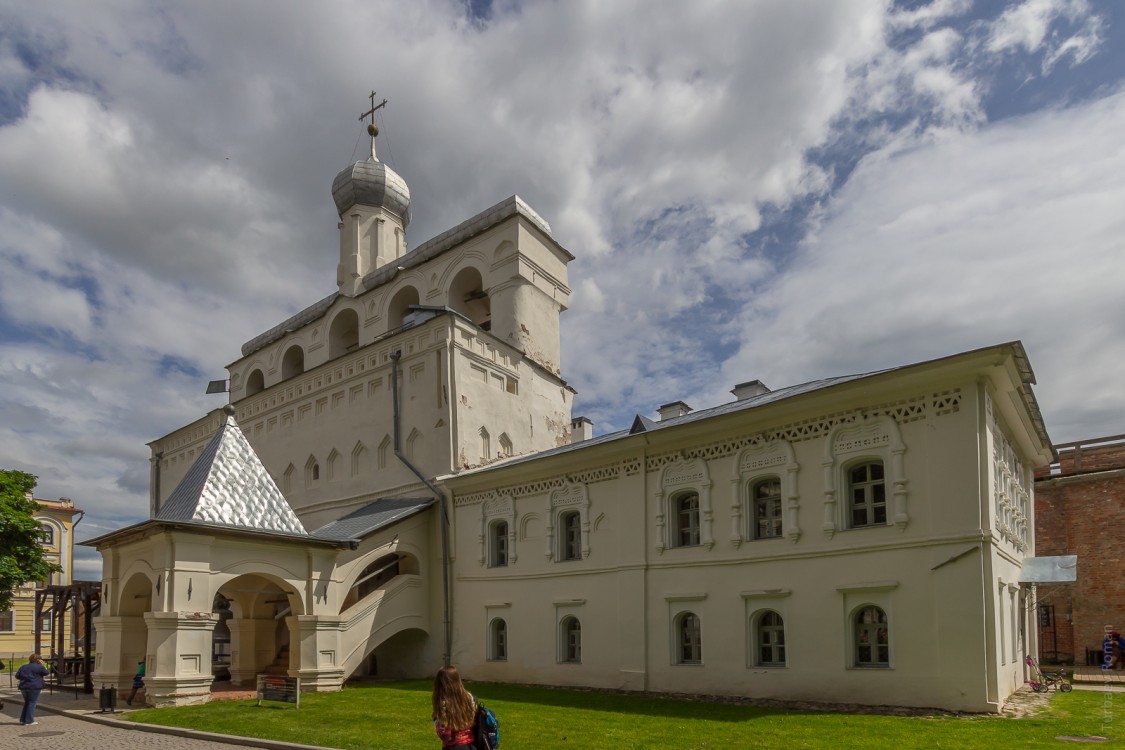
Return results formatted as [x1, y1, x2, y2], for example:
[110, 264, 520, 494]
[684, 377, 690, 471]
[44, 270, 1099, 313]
[559, 511, 582, 561]
[676, 612, 702, 664]
[39, 523, 54, 546]
[848, 462, 886, 528]
[674, 492, 700, 547]
[328, 309, 360, 358]
[305, 455, 320, 488]
[752, 478, 782, 539]
[479, 427, 491, 463]
[281, 345, 305, 379]
[489, 520, 509, 568]
[854, 606, 889, 667]
[754, 610, 786, 666]
[560, 616, 581, 663]
[489, 618, 508, 661]
[246, 369, 265, 397]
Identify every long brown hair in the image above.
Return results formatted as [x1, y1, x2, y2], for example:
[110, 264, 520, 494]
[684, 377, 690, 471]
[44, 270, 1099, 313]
[432, 665, 475, 730]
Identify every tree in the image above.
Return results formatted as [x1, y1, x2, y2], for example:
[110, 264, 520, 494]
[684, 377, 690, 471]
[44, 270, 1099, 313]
[0, 470, 62, 611]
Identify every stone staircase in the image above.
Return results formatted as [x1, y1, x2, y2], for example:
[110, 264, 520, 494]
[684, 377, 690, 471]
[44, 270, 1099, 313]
[262, 644, 289, 675]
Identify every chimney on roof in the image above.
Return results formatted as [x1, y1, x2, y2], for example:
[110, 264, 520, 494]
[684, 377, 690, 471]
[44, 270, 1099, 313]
[570, 416, 593, 444]
[657, 401, 692, 421]
[731, 380, 770, 401]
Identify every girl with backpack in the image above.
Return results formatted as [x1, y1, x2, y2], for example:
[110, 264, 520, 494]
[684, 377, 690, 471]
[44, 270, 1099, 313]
[432, 666, 479, 748]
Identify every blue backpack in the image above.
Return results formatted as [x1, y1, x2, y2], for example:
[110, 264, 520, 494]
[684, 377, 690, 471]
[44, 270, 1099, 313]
[474, 701, 500, 749]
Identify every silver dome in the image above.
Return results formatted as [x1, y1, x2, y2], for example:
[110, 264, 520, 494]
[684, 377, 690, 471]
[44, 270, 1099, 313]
[331, 158, 412, 227]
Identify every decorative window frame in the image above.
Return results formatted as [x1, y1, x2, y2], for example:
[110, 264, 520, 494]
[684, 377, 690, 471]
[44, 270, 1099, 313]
[545, 480, 591, 561]
[821, 416, 908, 538]
[554, 598, 585, 664]
[479, 493, 517, 567]
[741, 589, 791, 668]
[837, 581, 897, 669]
[730, 440, 800, 546]
[655, 455, 713, 553]
[666, 593, 706, 665]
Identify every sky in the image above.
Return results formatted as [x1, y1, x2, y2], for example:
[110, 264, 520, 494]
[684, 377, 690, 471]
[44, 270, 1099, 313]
[1, 0, 1123, 580]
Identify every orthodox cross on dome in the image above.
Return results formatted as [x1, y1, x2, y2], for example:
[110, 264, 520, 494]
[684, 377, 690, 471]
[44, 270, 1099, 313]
[358, 90, 388, 160]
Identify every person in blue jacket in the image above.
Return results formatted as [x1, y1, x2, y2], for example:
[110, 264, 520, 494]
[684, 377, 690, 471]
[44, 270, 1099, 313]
[16, 653, 50, 725]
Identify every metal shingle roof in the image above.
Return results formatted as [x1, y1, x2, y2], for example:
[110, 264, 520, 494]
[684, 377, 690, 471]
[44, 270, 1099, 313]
[156, 415, 307, 536]
[311, 497, 434, 541]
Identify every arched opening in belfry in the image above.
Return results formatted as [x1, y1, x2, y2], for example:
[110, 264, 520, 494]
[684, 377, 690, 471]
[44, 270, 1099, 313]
[448, 266, 491, 330]
[329, 309, 360, 359]
[387, 286, 420, 330]
[246, 369, 265, 396]
[281, 345, 305, 380]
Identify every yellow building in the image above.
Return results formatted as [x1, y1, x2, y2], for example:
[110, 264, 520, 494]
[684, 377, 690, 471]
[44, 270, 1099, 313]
[0, 496, 81, 655]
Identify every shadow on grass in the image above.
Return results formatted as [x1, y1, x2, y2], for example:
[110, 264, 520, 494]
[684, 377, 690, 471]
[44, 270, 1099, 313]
[366, 679, 817, 723]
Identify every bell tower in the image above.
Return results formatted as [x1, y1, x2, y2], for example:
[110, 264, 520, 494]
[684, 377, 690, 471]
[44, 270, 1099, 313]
[332, 93, 412, 297]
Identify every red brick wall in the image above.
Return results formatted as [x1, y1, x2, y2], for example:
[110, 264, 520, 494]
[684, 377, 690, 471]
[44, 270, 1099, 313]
[1034, 437, 1125, 664]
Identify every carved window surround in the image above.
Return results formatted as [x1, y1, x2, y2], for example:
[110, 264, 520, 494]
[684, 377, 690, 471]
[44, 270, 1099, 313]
[545, 480, 591, 560]
[730, 440, 800, 546]
[821, 416, 908, 538]
[478, 493, 517, 567]
[655, 455, 714, 554]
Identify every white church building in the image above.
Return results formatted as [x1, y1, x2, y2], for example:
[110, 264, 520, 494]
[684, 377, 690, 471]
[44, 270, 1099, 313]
[85, 117, 1054, 713]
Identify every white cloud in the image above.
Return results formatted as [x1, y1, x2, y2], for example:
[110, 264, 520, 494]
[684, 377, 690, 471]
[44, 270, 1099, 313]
[0, 0, 1118, 573]
[714, 85, 1125, 443]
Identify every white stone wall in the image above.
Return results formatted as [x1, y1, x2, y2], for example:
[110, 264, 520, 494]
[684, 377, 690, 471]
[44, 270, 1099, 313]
[445, 359, 1050, 712]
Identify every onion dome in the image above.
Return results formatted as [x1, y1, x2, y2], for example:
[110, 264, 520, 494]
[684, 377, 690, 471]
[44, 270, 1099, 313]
[331, 150, 411, 228]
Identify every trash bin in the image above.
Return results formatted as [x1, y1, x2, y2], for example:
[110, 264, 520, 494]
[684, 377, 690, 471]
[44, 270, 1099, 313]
[99, 685, 117, 713]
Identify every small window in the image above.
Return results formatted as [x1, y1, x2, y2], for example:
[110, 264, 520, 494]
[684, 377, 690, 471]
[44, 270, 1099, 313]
[39, 612, 52, 633]
[560, 616, 581, 663]
[489, 618, 508, 661]
[489, 521, 509, 568]
[560, 511, 582, 561]
[755, 610, 786, 666]
[0, 611, 13, 632]
[752, 478, 782, 539]
[848, 462, 886, 528]
[674, 492, 701, 547]
[676, 612, 702, 664]
[40, 523, 55, 546]
[855, 606, 889, 667]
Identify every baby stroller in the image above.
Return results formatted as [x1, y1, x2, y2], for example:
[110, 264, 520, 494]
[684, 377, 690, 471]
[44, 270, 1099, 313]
[1025, 655, 1073, 693]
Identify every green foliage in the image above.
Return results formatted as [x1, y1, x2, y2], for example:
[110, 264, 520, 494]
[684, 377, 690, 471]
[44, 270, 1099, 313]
[127, 680, 1121, 750]
[0, 469, 62, 611]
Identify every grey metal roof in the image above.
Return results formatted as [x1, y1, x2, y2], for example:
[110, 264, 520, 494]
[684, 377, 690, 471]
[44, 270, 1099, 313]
[331, 157, 412, 227]
[156, 415, 307, 536]
[449, 371, 885, 477]
[311, 497, 434, 541]
[240, 292, 337, 358]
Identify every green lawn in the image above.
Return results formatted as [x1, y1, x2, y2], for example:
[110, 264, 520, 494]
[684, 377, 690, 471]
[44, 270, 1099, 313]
[127, 681, 1121, 750]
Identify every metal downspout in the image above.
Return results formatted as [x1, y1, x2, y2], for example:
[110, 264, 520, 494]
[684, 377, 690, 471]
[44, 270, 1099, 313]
[391, 350, 452, 666]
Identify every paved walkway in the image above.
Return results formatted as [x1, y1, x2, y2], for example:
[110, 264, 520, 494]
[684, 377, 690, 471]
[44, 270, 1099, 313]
[0, 688, 332, 750]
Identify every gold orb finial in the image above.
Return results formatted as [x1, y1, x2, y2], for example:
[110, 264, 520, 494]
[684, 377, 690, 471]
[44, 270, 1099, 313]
[367, 122, 379, 138]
